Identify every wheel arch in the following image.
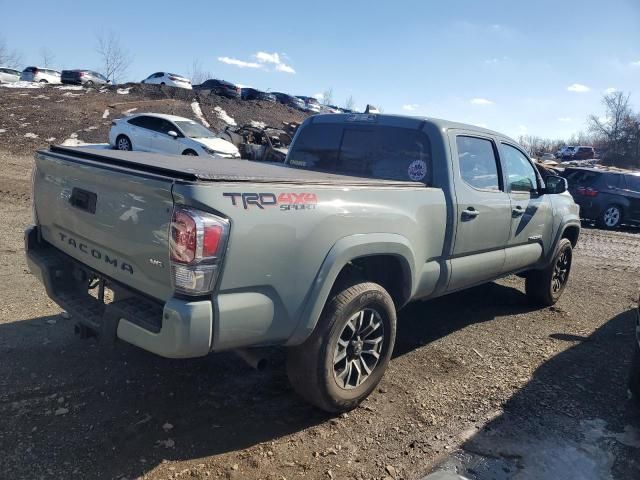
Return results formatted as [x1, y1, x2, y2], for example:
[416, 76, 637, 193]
[286, 233, 416, 346]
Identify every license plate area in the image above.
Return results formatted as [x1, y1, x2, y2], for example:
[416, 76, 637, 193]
[70, 187, 97, 214]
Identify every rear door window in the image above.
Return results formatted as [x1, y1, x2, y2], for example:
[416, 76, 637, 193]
[456, 136, 501, 191]
[128, 116, 155, 130]
[625, 175, 640, 193]
[287, 123, 432, 184]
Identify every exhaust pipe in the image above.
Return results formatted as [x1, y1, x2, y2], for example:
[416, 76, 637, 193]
[234, 348, 268, 371]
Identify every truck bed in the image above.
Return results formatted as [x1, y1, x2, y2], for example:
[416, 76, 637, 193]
[46, 146, 423, 187]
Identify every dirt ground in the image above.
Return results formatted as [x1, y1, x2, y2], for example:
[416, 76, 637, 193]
[1, 140, 640, 478]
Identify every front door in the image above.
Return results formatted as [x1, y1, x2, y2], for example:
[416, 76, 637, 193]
[447, 133, 512, 291]
[148, 118, 183, 155]
[623, 174, 640, 223]
[499, 142, 552, 271]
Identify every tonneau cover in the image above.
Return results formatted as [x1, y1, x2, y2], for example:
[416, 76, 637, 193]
[44, 146, 422, 187]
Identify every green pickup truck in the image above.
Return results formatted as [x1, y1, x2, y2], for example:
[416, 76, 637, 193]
[25, 113, 580, 412]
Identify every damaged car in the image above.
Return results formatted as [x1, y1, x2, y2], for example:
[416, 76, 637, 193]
[218, 122, 299, 162]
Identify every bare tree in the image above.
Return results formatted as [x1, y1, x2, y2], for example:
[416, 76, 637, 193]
[0, 37, 23, 69]
[588, 91, 631, 158]
[344, 95, 355, 111]
[40, 47, 55, 68]
[95, 31, 132, 84]
[321, 87, 334, 106]
[188, 59, 213, 85]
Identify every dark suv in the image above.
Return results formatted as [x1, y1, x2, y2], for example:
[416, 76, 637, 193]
[194, 79, 240, 98]
[563, 146, 595, 160]
[562, 167, 640, 228]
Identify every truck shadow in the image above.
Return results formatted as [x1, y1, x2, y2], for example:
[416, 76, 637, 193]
[0, 280, 584, 479]
[428, 308, 640, 479]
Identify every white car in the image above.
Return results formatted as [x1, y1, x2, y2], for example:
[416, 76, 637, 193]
[0, 68, 21, 84]
[19, 66, 61, 84]
[108, 113, 240, 158]
[141, 72, 192, 90]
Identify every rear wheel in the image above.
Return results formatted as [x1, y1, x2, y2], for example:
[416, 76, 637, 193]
[39, 79, 48, 83]
[115, 135, 132, 151]
[287, 281, 396, 412]
[525, 238, 573, 306]
[182, 149, 198, 156]
[598, 205, 623, 229]
[85, 80, 94, 87]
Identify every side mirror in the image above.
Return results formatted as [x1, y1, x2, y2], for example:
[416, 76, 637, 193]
[544, 176, 567, 194]
[167, 130, 179, 139]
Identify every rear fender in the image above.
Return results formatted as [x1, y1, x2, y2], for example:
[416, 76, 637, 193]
[286, 233, 416, 346]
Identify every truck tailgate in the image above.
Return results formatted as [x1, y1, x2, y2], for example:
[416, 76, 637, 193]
[33, 151, 174, 301]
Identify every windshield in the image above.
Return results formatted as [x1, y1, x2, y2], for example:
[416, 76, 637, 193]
[175, 121, 215, 138]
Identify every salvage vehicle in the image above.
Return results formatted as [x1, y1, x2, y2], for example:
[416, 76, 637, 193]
[296, 95, 322, 113]
[109, 113, 240, 158]
[272, 92, 306, 110]
[562, 167, 640, 229]
[141, 72, 192, 90]
[25, 114, 580, 412]
[61, 69, 110, 86]
[241, 87, 277, 102]
[218, 123, 293, 162]
[20, 66, 61, 84]
[194, 79, 241, 99]
[0, 67, 21, 84]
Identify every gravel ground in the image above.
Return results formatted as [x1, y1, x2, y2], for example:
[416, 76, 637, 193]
[1, 144, 639, 480]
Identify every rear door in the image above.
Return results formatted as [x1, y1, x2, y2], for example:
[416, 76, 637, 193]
[447, 132, 512, 290]
[33, 152, 175, 301]
[499, 142, 552, 271]
[150, 118, 183, 155]
[126, 116, 153, 151]
[623, 175, 640, 222]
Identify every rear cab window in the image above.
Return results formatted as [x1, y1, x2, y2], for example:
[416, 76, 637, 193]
[287, 121, 432, 184]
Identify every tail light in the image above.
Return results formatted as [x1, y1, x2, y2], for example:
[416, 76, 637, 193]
[169, 207, 229, 296]
[576, 186, 599, 197]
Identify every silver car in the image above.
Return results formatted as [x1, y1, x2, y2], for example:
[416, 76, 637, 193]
[61, 69, 110, 86]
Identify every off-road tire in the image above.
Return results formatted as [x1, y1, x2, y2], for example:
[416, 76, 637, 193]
[597, 204, 623, 230]
[525, 238, 573, 306]
[287, 281, 396, 413]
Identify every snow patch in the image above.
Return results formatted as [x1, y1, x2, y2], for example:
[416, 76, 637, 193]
[46, 137, 56, 142]
[0, 81, 44, 89]
[102, 109, 110, 119]
[63, 92, 83, 97]
[24, 132, 39, 139]
[56, 85, 84, 91]
[250, 120, 267, 129]
[191, 101, 210, 127]
[83, 126, 98, 131]
[117, 87, 131, 95]
[0, 129, 6, 134]
[213, 106, 236, 126]
[60, 139, 110, 149]
[33, 94, 50, 99]
[122, 107, 137, 115]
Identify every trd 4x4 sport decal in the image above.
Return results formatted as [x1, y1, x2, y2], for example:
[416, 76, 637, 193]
[223, 192, 318, 211]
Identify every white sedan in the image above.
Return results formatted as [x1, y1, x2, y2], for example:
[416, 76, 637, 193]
[108, 113, 240, 158]
[141, 72, 192, 90]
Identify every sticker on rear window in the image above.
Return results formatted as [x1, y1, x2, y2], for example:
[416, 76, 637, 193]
[408, 160, 427, 181]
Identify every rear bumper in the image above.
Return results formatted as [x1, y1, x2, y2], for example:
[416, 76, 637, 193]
[25, 225, 212, 358]
[61, 78, 82, 85]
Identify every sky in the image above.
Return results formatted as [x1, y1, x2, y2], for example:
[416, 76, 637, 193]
[2, 0, 639, 139]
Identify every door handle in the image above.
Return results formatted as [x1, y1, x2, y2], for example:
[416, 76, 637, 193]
[461, 207, 480, 220]
[512, 206, 524, 217]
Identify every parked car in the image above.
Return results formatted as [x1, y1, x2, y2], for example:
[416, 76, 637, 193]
[61, 69, 109, 86]
[241, 88, 276, 102]
[109, 113, 240, 158]
[322, 105, 343, 114]
[296, 96, 322, 113]
[630, 295, 640, 404]
[20, 66, 61, 84]
[141, 72, 192, 90]
[556, 146, 575, 158]
[0, 67, 21, 84]
[566, 146, 595, 160]
[272, 92, 306, 110]
[562, 167, 640, 228]
[539, 153, 556, 161]
[194, 79, 240, 98]
[26, 113, 579, 412]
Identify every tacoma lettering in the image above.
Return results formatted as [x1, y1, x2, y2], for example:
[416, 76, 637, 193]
[58, 232, 134, 274]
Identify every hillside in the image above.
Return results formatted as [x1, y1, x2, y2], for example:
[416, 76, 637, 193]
[0, 83, 310, 155]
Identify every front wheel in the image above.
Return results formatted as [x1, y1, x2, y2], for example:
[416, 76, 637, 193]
[525, 238, 573, 306]
[182, 149, 198, 156]
[287, 281, 397, 412]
